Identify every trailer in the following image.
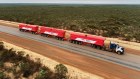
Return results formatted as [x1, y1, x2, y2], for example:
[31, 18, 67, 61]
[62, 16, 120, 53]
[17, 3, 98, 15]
[69, 32, 86, 44]
[87, 35, 105, 49]
[39, 26, 53, 36]
[19, 23, 38, 34]
[52, 28, 66, 40]
[39, 26, 65, 40]
[70, 32, 105, 47]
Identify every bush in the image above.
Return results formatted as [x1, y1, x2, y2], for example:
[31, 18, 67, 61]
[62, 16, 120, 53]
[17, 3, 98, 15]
[54, 64, 68, 79]
[19, 60, 41, 78]
[35, 66, 52, 79]
[0, 72, 10, 79]
[0, 72, 5, 79]
[0, 61, 4, 68]
[0, 45, 4, 51]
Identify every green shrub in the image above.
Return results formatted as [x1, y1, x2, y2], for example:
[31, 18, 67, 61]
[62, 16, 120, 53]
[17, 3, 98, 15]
[35, 66, 52, 79]
[54, 64, 68, 79]
[0, 72, 5, 79]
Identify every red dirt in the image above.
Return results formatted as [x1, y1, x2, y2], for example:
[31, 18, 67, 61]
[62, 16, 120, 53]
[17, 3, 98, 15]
[0, 32, 140, 79]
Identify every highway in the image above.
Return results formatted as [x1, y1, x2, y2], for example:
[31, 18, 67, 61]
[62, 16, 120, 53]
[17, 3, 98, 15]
[0, 25, 140, 71]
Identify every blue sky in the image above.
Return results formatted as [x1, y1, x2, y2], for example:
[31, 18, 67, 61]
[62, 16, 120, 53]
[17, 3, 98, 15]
[0, 0, 139, 4]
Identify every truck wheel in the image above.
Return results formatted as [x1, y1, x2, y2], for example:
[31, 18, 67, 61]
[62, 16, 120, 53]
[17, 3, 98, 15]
[61, 38, 64, 41]
[79, 42, 82, 45]
[103, 47, 106, 51]
[72, 40, 74, 43]
[117, 51, 121, 55]
[70, 40, 73, 43]
[31, 31, 34, 34]
[77, 41, 80, 45]
[46, 34, 48, 37]
[99, 46, 102, 50]
[95, 45, 97, 48]
[56, 37, 59, 40]
[41, 33, 43, 36]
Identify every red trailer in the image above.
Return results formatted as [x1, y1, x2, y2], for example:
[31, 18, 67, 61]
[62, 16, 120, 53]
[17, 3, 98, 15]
[69, 32, 86, 44]
[19, 23, 38, 34]
[52, 28, 66, 40]
[39, 26, 53, 35]
[70, 32, 85, 41]
[86, 35, 106, 47]
[39, 26, 65, 40]
[70, 32, 105, 47]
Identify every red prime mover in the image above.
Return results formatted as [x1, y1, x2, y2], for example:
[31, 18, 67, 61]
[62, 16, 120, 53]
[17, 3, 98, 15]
[70, 32, 105, 47]
[19, 23, 38, 34]
[39, 26, 66, 40]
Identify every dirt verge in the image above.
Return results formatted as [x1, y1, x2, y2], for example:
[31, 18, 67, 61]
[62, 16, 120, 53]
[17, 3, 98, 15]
[1, 41, 103, 79]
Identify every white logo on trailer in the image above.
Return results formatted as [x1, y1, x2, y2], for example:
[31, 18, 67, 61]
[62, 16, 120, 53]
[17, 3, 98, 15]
[75, 38, 96, 44]
[22, 27, 32, 30]
[44, 31, 58, 36]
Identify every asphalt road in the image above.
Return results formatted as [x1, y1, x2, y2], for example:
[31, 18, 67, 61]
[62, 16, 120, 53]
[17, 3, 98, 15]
[0, 25, 140, 71]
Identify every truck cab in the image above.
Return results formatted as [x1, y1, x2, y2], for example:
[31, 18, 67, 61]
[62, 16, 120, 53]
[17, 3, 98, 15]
[110, 41, 124, 55]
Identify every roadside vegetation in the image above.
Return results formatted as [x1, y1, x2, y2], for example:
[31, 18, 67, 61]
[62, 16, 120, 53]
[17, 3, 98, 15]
[0, 5, 140, 42]
[0, 42, 69, 79]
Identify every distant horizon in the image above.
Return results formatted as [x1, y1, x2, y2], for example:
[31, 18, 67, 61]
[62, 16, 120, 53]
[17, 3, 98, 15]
[0, 3, 140, 5]
[0, 0, 140, 5]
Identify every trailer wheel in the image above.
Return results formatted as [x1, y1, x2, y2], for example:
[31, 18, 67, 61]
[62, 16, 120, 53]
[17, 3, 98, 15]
[79, 41, 82, 45]
[61, 38, 64, 41]
[41, 33, 43, 36]
[77, 41, 80, 45]
[20, 29, 23, 32]
[70, 40, 72, 43]
[46, 34, 48, 37]
[99, 46, 102, 50]
[72, 40, 74, 43]
[31, 31, 34, 34]
[74, 40, 77, 44]
[95, 45, 97, 48]
[56, 37, 59, 40]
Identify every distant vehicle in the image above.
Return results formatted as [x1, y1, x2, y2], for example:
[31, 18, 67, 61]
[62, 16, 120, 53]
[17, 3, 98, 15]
[19, 23, 124, 55]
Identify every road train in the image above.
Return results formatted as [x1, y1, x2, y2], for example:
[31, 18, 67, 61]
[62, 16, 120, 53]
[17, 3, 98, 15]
[19, 23, 124, 55]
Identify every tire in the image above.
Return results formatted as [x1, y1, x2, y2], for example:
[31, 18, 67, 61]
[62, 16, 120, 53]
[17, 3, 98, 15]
[117, 51, 121, 55]
[46, 34, 48, 37]
[31, 31, 34, 34]
[79, 42, 82, 45]
[74, 40, 76, 44]
[61, 38, 64, 41]
[99, 46, 102, 50]
[70, 40, 73, 43]
[41, 33, 43, 36]
[95, 45, 97, 48]
[19, 29, 21, 31]
[56, 37, 59, 40]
